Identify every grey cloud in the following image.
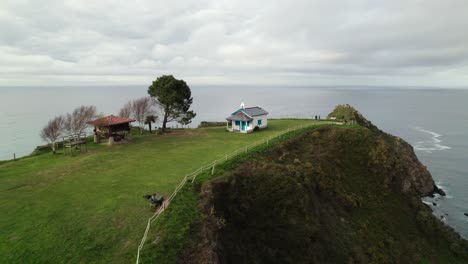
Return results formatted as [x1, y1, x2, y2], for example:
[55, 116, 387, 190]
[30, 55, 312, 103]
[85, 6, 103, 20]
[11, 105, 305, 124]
[0, 0, 467, 87]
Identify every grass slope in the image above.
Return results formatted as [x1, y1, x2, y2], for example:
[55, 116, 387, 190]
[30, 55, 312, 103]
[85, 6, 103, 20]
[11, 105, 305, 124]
[137, 124, 331, 263]
[0, 119, 321, 263]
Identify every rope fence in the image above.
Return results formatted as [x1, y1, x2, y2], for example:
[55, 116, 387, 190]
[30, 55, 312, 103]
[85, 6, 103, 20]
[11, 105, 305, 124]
[135, 123, 316, 263]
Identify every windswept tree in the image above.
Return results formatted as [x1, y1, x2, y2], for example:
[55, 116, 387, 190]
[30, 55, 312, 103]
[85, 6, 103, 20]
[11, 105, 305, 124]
[119, 97, 156, 135]
[148, 75, 196, 131]
[145, 115, 157, 133]
[132, 97, 155, 134]
[119, 101, 132, 118]
[40, 116, 64, 154]
[64, 105, 96, 135]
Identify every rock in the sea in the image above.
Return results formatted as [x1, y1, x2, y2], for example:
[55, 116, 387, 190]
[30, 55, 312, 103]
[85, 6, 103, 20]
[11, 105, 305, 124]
[464, 213, 468, 217]
[432, 202, 437, 206]
[427, 183, 446, 198]
[432, 184, 446, 197]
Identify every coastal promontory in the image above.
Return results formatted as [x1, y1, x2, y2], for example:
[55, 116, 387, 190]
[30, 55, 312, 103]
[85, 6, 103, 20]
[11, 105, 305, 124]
[177, 106, 468, 264]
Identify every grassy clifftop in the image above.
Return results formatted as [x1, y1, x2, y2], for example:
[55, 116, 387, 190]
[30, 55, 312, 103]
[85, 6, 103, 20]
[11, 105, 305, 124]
[0, 119, 319, 263]
[328, 104, 381, 133]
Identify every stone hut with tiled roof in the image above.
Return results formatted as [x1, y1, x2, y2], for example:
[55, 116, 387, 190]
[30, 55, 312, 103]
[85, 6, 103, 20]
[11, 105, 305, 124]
[87, 115, 135, 144]
[226, 103, 268, 133]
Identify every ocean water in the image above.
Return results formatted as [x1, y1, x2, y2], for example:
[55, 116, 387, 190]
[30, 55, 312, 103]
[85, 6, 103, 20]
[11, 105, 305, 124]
[0, 86, 467, 238]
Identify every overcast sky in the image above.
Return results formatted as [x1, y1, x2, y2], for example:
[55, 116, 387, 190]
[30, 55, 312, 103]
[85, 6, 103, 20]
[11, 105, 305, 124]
[1, 0, 468, 87]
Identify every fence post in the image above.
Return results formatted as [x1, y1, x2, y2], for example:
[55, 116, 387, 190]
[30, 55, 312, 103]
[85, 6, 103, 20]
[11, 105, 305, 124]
[211, 160, 216, 175]
[13, 153, 16, 161]
[192, 167, 202, 183]
[191, 173, 196, 183]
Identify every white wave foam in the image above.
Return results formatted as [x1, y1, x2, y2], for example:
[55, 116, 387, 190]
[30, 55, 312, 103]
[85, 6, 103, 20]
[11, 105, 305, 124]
[413, 127, 451, 153]
[422, 200, 433, 206]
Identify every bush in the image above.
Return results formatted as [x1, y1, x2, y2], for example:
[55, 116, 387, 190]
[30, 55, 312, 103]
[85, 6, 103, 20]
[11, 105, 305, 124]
[198, 121, 226, 128]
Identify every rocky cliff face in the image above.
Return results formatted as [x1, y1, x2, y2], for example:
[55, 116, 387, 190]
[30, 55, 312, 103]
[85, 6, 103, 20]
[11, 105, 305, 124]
[179, 107, 467, 264]
[365, 127, 437, 197]
[329, 104, 441, 197]
[392, 137, 436, 195]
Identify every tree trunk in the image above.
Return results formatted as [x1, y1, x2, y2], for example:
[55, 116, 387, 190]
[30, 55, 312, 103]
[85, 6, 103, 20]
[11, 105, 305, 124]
[148, 122, 152, 133]
[162, 111, 168, 132]
[52, 142, 56, 154]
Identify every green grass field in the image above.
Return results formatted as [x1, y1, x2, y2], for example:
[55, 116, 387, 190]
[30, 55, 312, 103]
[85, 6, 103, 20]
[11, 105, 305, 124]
[0, 119, 323, 263]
